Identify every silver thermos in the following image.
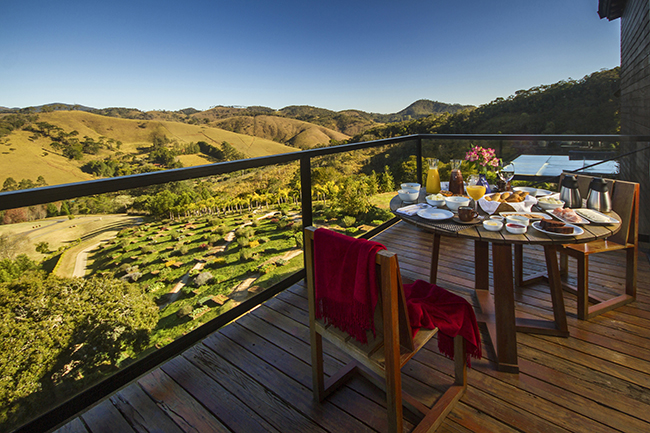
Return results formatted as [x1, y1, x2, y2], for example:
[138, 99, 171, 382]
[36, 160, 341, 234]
[586, 177, 612, 212]
[559, 175, 581, 208]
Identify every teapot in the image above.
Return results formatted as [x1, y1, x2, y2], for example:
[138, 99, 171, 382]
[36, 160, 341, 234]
[559, 175, 581, 208]
[586, 178, 612, 213]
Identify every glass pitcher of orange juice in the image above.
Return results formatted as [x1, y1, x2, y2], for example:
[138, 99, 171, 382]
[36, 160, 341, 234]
[426, 158, 441, 194]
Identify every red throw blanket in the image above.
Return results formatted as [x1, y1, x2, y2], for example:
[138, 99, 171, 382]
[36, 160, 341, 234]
[404, 279, 482, 366]
[313, 228, 386, 344]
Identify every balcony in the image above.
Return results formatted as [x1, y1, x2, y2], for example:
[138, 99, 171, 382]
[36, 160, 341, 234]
[51, 222, 650, 432]
[2, 134, 649, 433]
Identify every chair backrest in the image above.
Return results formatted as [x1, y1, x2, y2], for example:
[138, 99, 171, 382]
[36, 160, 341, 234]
[304, 226, 416, 359]
[609, 179, 640, 246]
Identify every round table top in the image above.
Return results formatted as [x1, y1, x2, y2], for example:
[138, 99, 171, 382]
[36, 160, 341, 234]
[390, 189, 621, 245]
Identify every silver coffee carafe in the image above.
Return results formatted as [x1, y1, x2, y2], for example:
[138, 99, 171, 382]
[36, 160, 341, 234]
[559, 175, 581, 208]
[586, 177, 612, 213]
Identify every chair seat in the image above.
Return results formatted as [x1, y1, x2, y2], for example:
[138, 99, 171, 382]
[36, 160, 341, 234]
[315, 320, 439, 376]
[562, 239, 629, 255]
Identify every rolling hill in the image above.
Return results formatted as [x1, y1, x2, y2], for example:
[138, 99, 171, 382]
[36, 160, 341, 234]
[0, 111, 299, 187]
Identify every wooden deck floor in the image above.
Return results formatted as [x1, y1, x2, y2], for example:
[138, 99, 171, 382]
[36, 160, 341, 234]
[56, 222, 650, 433]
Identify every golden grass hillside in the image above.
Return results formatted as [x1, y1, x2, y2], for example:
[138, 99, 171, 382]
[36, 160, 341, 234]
[0, 111, 298, 187]
[213, 115, 349, 149]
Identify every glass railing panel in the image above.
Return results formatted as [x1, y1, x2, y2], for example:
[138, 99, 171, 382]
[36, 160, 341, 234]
[0, 165, 309, 430]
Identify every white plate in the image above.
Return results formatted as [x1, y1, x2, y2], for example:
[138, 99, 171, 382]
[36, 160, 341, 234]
[532, 221, 584, 237]
[574, 208, 620, 224]
[499, 212, 551, 221]
[417, 208, 454, 221]
[546, 209, 590, 225]
[513, 186, 553, 197]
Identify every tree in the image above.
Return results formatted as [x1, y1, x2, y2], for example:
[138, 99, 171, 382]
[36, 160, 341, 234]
[379, 165, 395, 193]
[0, 273, 158, 429]
[18, 179, 35, 190]
[35, 242, 49, 254]
[2, 178, 17, 192]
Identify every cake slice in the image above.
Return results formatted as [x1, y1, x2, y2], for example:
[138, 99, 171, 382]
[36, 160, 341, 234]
[540, 219, 573, 234]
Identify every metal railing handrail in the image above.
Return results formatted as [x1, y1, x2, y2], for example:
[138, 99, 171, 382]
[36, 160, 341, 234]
[3, 133, 650, 212]
[6, 133, 649, 433]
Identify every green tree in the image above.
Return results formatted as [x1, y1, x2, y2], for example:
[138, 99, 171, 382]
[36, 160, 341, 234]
[0, 273, 158, 429]
[2, 177, 17, 192]
[35, 242, 49, 254]
[379, 165, 395, 193]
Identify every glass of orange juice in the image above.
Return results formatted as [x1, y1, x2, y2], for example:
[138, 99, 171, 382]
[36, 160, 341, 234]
[466, 174, 486, 211]
[426, 158, 441, 194]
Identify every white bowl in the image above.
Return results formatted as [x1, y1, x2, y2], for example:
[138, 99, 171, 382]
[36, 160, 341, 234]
[506, 215, 529, 226]
[401, 183, 421, 191]
[537, 197, 565, 211]
[483, 220, 503, 231]
[425, 194, 445, 207]
[506, 223, 527, 234]
[445, 196, 471, 211]
[398, 188, 419, 202]
[490, 215, 504, 222]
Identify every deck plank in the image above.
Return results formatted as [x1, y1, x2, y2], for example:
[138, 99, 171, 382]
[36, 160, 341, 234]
[56, 221, 650, 433]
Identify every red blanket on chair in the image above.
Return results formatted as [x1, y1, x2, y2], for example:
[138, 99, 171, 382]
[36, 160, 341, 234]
[404, 279, 482, 366]
[313, 228, 386, 344]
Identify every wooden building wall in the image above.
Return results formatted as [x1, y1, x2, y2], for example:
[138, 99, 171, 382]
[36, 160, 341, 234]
[619, 0, 650, 237]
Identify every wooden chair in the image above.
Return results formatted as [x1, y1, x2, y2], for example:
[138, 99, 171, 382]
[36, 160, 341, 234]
[304, 226, 467, 433]
[515, 173, 639, 320]
[558, 175, 639, 320]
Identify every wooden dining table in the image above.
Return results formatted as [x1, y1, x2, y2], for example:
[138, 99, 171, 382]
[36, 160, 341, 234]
[390, 189, 621, 373]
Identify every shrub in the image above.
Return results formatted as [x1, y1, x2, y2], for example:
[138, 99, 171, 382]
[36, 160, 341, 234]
[121, 271, 142, 282]
[190, 306, 210, 319]
[249, 240, 260, 248]
[259, 263, 275, 274]
[214, 225, 229, 236]
[240, 249, 253, 261]
[324, 208, 338, 220]
[345, 227, 359, 235]
[294, 233, 304, 248]
[258, 236, 270, 244]
[194, 271, 213, 287]
[177, 305, 193, 318]
[236, 237, 248, 247]
[342, 215, 356, 228]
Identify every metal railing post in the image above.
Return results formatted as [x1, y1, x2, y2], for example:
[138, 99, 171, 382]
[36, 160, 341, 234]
[300, 155, 312, 228]
[416, 137, 423, 186]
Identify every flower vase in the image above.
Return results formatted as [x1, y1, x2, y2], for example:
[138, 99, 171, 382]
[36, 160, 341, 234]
[477, 173, 491, 194]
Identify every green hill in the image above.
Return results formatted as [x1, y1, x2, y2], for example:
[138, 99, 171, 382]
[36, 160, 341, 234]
[351, 68, 620, 142]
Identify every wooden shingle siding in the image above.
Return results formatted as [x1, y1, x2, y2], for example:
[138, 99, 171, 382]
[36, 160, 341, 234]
[619, 0, 650, 238]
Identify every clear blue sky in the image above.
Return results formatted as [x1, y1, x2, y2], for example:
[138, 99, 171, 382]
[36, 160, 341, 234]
[0, 0, 620, 114]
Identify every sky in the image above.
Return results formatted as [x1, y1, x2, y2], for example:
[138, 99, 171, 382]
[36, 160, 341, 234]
[0, 0, 620, 114]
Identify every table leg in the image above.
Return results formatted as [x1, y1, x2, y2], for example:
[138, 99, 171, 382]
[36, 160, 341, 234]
[492, 243, 519, 373]
[475, 240, 489, 291]
[429, 233, 441, 284]
[475, 242, 519, 374]
[544, 245, 569, 335]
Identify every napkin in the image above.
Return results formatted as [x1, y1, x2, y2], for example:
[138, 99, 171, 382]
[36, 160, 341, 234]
[478, 194, 537, 215]
[396, 203, 430, 216]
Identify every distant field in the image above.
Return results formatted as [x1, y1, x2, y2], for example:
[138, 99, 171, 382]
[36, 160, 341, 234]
[0, 111, 298, 187]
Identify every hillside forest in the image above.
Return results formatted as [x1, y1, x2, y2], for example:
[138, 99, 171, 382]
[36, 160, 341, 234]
[0, 67, 621, 430]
